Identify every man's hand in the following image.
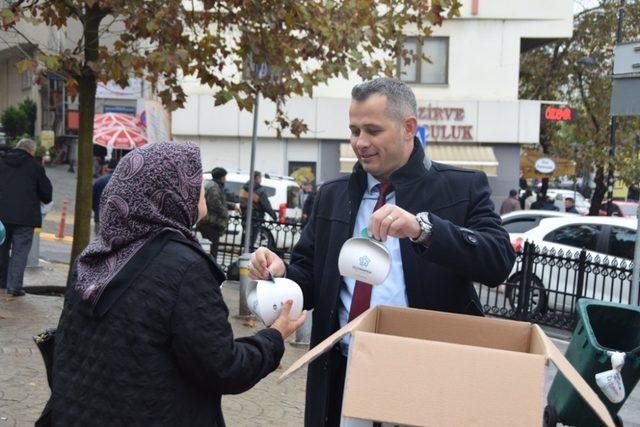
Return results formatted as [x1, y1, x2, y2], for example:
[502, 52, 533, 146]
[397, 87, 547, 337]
[368, 205, 421, 242]
[249, 247, 286, 279]
[271, 300, 308, 339]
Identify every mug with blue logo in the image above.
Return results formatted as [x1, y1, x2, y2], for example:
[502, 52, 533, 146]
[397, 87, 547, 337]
[338, 228, 392, 285]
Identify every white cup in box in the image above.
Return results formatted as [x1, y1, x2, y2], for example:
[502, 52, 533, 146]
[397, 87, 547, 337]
[338, 229, 391, 285]
[246, 277, 304, 326]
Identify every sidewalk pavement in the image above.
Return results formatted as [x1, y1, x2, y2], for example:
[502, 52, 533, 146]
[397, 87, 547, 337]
[2, 264, 640, 426]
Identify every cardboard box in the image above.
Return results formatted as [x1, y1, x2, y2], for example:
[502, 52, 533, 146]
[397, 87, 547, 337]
[280, 306, 615, 427]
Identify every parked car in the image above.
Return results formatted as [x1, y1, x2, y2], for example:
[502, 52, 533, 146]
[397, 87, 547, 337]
[200, 171, 303, 253]
[599, 201, 639, 218]
[501, 210, 578, 238]
[507, 216, 637, 315]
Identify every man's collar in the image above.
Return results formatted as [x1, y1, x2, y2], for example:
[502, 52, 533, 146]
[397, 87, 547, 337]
[366, 173, 382, 194]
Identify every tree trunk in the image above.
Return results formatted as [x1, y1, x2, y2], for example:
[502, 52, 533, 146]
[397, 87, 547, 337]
[68, 5, 101, 280]
[589, 164, 606, 216]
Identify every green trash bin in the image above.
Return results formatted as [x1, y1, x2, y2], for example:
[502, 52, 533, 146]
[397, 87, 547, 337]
[545, 299, 640, 427]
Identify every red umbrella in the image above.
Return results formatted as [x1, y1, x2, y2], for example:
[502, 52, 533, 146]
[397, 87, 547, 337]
[93, 113, 148, 156]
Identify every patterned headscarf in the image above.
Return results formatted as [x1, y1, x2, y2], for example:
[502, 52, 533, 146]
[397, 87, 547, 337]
[75, 141, 203, 304]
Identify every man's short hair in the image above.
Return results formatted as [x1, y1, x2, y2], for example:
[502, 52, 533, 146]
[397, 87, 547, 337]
[565, 197, 575, 203]
[509, 189, 518, 197]
[351, 77, 417, 123]
[211, 167, 227, 180]
[253, 170, 262, 179]
[16, 138, 36, 154]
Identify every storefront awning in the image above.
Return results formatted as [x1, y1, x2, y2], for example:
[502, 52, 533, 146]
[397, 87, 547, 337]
[426, 144, 499, 176]
[339, 143, 499, 176]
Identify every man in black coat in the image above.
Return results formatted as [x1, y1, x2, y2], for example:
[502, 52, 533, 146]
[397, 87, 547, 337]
[249, 78, 515, 426]
[0, 139, 53, 296]
[239, 170, 277, 250]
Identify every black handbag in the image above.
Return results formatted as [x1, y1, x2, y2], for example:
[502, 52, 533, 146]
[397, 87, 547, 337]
[33, 328, 56, 389]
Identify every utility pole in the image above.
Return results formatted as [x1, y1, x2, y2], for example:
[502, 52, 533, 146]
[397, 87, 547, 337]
[606, 0, 625, 216]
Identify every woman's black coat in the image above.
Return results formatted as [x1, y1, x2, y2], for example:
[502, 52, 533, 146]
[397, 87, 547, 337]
[43, 231, 284, 426]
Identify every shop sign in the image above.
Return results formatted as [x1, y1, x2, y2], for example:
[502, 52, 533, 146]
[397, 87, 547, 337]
[541, 105, 575, 123]
[417, 103, 476, 142]
[40, 130, 54, 149]
[534, 157, 556, 174]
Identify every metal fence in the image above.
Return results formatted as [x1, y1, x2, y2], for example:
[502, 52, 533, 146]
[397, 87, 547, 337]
[477, 241, 637, 330]
[204, 222, 636, 332]
[202, 215, 304, 277]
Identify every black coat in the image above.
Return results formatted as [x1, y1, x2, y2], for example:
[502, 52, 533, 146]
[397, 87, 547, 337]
[286, 140, 515, 426]
[43, 231, 284, 426]
[0, 149, 52, 227]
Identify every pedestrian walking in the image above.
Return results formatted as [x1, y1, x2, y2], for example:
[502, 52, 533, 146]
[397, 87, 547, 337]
[530, 190, 546, 210]
[239, 170, 276, 250]
[564, 197, 579, 214]
[0, 139, 52, 296]
[38, 142, 306, 426]
[92, 158, 118, 235]
[197, 167, 236, 258]
[249, 78, 515, 426]
[500, 189, 522, 215]
[301, 182, 318, 226]
[523, 189, 535, 210]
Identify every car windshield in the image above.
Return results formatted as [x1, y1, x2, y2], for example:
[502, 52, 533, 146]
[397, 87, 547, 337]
[502, 218, 539, 234]
[287, 186, 302, 208]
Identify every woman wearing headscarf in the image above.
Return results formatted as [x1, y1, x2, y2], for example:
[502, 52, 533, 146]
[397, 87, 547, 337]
[39, 142, 306, 426]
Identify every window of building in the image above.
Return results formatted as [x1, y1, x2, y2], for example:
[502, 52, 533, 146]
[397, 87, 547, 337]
[608, 226, 635, 260]
[21, 69, 33, 90]
[543, 224, 601, 251]
[398, 37, 449, 85]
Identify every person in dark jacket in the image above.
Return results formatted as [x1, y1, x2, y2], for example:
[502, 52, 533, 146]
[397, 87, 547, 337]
[249, 78, 515, 426]
[92, 158, 118, 235]
[197, 167, 237, 258]
[564, 197, 579, 214]
[239, 170, 277, 250]
[301, 182, 317, 226]
[40, 142, 306, 426]
[0, 139, 53, 296]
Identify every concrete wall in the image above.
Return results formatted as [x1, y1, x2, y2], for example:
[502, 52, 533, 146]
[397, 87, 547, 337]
[488, 144, 522, 211]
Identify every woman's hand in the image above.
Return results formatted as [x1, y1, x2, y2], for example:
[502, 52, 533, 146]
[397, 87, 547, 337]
[270, 300, 307, 340]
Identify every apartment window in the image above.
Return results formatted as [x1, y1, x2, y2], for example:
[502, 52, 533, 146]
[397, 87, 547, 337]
[21, 70, 33, 90]
[398, 37, 449, 85]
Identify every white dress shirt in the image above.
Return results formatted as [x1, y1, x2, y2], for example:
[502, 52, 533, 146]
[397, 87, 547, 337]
[338, 173, 409, 353]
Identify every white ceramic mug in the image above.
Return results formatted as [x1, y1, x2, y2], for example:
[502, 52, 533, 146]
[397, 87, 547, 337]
[338, 235, 391, 285]
[246, 277, 304, 326]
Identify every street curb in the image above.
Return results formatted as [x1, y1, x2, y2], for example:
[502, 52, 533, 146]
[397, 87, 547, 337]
[40, 232, 73, 244]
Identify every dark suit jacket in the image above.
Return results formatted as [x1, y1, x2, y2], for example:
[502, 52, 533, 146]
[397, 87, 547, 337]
[286, 139, 515, 426]
[0, 148, 52, 227]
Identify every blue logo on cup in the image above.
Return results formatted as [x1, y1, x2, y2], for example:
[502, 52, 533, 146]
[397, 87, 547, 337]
[359, 256, 371, 268]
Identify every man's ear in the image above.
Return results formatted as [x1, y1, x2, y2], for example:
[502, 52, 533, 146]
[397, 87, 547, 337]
[403, 116, 418, 142]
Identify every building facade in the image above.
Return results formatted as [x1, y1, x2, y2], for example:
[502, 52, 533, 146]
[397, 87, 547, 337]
[172, 0, 574, 209]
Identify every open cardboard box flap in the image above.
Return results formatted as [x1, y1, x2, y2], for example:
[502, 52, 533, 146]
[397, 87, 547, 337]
[279, 306, 614, 427]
